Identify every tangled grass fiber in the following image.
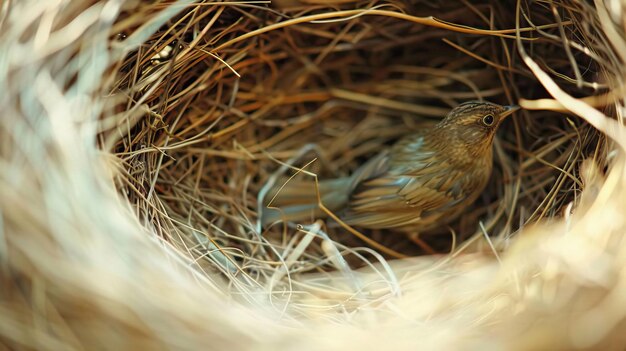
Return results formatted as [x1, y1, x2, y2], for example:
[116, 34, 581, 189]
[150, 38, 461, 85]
[2, 0, 626, 349]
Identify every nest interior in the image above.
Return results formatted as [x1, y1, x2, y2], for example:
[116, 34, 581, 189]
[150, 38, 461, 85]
[110, 0, 606, 269]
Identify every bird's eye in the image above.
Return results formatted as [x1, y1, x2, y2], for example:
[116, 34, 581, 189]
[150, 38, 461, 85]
[482, 114, 495, 126]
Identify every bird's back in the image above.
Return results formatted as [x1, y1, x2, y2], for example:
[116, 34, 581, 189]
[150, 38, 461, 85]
[340, 132, 492, 230]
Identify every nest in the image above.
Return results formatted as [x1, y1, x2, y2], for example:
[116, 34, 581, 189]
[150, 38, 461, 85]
[3, 0, 626, 349]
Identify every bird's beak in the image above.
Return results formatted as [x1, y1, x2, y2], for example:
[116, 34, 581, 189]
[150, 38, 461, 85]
[500, 105, 520, 119]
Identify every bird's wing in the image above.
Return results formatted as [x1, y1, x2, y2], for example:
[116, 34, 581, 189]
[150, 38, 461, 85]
[340, 137, 476, 229]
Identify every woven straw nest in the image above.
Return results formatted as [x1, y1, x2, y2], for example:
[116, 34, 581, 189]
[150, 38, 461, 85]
[3, 0, 626, 349]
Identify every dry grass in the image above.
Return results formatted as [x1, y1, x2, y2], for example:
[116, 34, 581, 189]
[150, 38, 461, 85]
[110, 0, 607, 265]
[1, 0, 626, 349]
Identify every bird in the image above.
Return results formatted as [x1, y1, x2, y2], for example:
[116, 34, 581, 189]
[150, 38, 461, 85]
[261, 101, 519, 232]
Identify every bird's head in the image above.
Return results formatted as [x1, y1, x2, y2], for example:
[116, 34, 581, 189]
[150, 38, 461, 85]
[436, 101, 518, 156]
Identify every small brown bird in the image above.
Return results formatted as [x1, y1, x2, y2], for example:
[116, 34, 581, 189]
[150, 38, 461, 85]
[262, 101, 518, 231]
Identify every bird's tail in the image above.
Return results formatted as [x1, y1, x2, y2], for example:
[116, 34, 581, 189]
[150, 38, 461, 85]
[260, 150, 388, 227]
[260, 177, 351, 226]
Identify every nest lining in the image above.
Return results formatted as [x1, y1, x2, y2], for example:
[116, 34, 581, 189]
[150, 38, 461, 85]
[3, 0, 626, 349]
